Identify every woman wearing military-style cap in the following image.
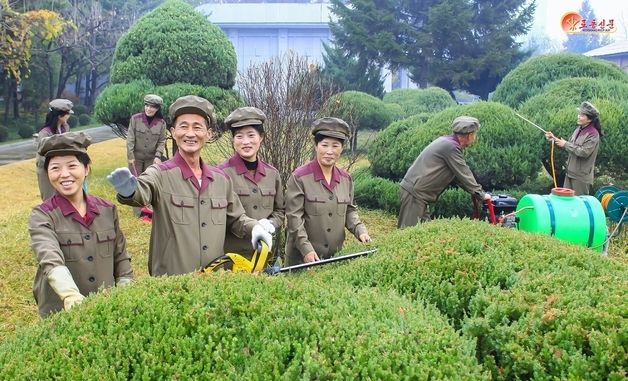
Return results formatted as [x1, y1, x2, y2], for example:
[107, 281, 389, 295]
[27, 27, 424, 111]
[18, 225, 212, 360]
[28, 131, 133, 317]
[107, 95, 273, 276]
[284, 117, 371, 266]
[218, 107, 285, 262]
[126, 94, 167, 176]
[545, 101, 602, 195]
[35, 98, 75, 200]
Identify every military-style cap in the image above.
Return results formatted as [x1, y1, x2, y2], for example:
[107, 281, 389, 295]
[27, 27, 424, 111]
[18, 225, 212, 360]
[144, 94, 163, 106]
[169, 95, 215, 127]
[38, 131, 92, 158]
[49, 99, 74, 114]
[311, 117, 351, 141]
[224, 107, 266, 130]
[452, 116, 480, 134]
[577, 101, 599, 119]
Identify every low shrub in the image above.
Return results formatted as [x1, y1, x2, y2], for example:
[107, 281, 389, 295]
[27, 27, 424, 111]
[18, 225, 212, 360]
[324, 91, 395, 131]
[72, 104, 89, 115]
[383, 87, 457, 118]
[0, 126, 9, 142]
[78, 114, 91, 126]
[17, 125, 34, 139]
[313, 219, 628, 380]
[67, 115, 78, 129]
[0, 273, 488, 380]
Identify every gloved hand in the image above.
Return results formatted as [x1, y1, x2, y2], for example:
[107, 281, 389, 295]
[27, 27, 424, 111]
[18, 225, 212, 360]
[251, 223, 273, 251]
[115, 277, 133, 287]
[47, 266, 85, 311]
[257, 218, 275, 234]
[107, 167, 137, 198]
[483, 192, 492, 201]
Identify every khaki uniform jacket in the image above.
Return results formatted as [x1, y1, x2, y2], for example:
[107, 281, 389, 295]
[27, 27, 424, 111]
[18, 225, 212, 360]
[29, 194, 133, 317]
[36, 125, 70, 200]
[400, 135, 484, 204]
[285, 160, 367, 266]
[126, 113, 167, 161]
[564, 125, 600, 184]
[218, 155, 285, 256]
[117, 152, 257, 276]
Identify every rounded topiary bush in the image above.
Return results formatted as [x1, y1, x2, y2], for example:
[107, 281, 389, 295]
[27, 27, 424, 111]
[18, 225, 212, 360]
[312, 219, 628, 381]
[67, 115, 78, 129]
[0, 126, 10, 142]
[383, 87, 457, 118]
[370, 102, 540, 189]
[0, 273, 488, 380]
[78, 114, 91, 126]
[491, 53, 628, 108]
[72, 104, 89, 115]
[324, 91, 395, 131]
[110, 0, 237, 89]
[17, 125, 34, 139]
[94, 80, 244, 127]
[518, 78, 628, 181]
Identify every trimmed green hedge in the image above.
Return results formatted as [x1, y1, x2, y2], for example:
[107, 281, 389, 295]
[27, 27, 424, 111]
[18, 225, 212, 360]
[312, 219, 628, 381]
[369, 102, 541, 189]
[383, 87, 457, 118]
[94, 80, 244, 127]
[110, 0, 236, 89]
[518, 78, 628, 181]
[324, 91, 396, 131]
[0, 273, 489, 380]
[491, 53, 628, 108]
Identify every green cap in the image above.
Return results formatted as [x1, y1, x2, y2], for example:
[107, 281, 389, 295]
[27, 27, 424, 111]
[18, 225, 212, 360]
[311, 117, 350, 141]
[224, 107, 266, 130]
[452, 116, 480, 134]
[169, 95, 216, 128]
[144, 94, 163, 106]
[38, 132, 92, 158]
[577, 101, 599, 119]
[49, 99, 74, 114]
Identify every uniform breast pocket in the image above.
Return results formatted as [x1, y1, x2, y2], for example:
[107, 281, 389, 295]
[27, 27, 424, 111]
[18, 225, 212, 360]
[149, 128, 162, 144]
[96, 229, 116, 258]
[170, 195, 195, 225]
[337, 197, 350, 216]
[211, 198, 228, 225]
[304, 196, 325, 216]
[260, 187, 276, 209]
[58, 233, 84, 262]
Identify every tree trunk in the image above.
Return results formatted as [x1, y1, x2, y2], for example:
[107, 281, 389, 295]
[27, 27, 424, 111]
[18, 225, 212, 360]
[75, 71, 82, 102]
[88, 68, 98, 109]
[12, 82, 20, 119]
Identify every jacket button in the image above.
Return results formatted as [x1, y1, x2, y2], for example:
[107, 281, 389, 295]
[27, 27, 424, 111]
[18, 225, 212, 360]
[328, 212, 333, 217]
[253, 205, 258, 210]
[89, 276, 95, 282]
[252, 188, 258, 193]
[200, 200, 206, 205]
[202, 245, 208, 250]
[84, 234, 91, 240]
[328, 195, 333, 200]
[87, 256, 94, 262]
[201, 222, 207, 227]
[326, 228, 331, 232]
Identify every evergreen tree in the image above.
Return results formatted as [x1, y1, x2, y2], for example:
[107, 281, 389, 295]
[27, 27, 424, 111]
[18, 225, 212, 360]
[320, 43, 385, 98]
[563, 0, 611, 53]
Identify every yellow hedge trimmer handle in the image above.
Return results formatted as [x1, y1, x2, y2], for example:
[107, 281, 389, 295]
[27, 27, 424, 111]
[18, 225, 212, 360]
[202, 241, 270, 274]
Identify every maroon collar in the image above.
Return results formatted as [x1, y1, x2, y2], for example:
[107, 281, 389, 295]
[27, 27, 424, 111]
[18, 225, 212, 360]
[310, 160, 341, 192]
[444, 134, 461, 147]
[576, 123, 598, 139]
[55, 193, 99, 228]
[226, 154, 268, 183]
[171, 151, 214, 193]
[140, 112, 163, 128]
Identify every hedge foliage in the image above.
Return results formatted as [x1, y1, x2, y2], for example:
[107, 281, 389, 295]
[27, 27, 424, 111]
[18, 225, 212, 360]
[311, 219, 628, 381]
[0, 273, 489, 380]
[518, 77, 628, 181]
[110, 0, 237, 89]
[383, 87, 457, 118]
[17, 125, 34, 139]
[369, 102, 540, 189]
[94, 80, 244, 128]
[491, 53, 628, 108]
[324, 91, 397, 131]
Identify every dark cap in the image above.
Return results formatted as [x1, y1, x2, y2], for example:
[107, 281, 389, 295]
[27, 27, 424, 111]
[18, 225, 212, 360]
[38, 132, 92, 158]
[144, 94, 163, 106]
[311, 117, 351, 141]
[49, 99, 74, 114]
[577, 101, 599, 119]
[169, 95, 216, 128]
[452, 116, 480, 134]
[224, 107, 266, 130]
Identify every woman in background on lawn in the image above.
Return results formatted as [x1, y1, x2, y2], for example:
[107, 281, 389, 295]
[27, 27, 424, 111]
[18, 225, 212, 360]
[35, 99, 74, 200]
[28, 132, 133, 318]
[126, 94, 167, 176]
[284, 117, 371, 266]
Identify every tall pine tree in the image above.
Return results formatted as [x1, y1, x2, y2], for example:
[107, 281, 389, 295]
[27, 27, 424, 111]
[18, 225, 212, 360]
[320, 43, 385, 98]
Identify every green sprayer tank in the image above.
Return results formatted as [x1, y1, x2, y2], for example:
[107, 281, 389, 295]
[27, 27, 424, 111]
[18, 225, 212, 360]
[516, 188, 607, 252]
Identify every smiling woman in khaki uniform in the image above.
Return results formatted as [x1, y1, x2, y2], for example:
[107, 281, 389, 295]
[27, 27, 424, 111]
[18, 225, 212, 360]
[218, 107, 285, 260]
[107, 96, 273, 276]
[29, 132, 133, 318]
[285, 117, 370, 266]
[126, 94, 167, 175]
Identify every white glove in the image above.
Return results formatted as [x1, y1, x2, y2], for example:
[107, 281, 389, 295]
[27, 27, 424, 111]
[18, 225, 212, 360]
[251, 223, 273, 251]
[258, 218, 275, 234]
[47, 266, 85, 311]
[107, 167, 137, 198]
[115, 277, 133, 287]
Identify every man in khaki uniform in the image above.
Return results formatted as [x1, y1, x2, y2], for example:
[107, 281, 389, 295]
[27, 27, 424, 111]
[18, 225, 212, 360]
[107, 95, 273, 276]
[398, 116, 490, 228]
[127, 94, 168, 175]
[545, 101, 601, 195]
[29, 132, 133, 317]
[285, 117, 370, 266]
[218, 107, 285, 258]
